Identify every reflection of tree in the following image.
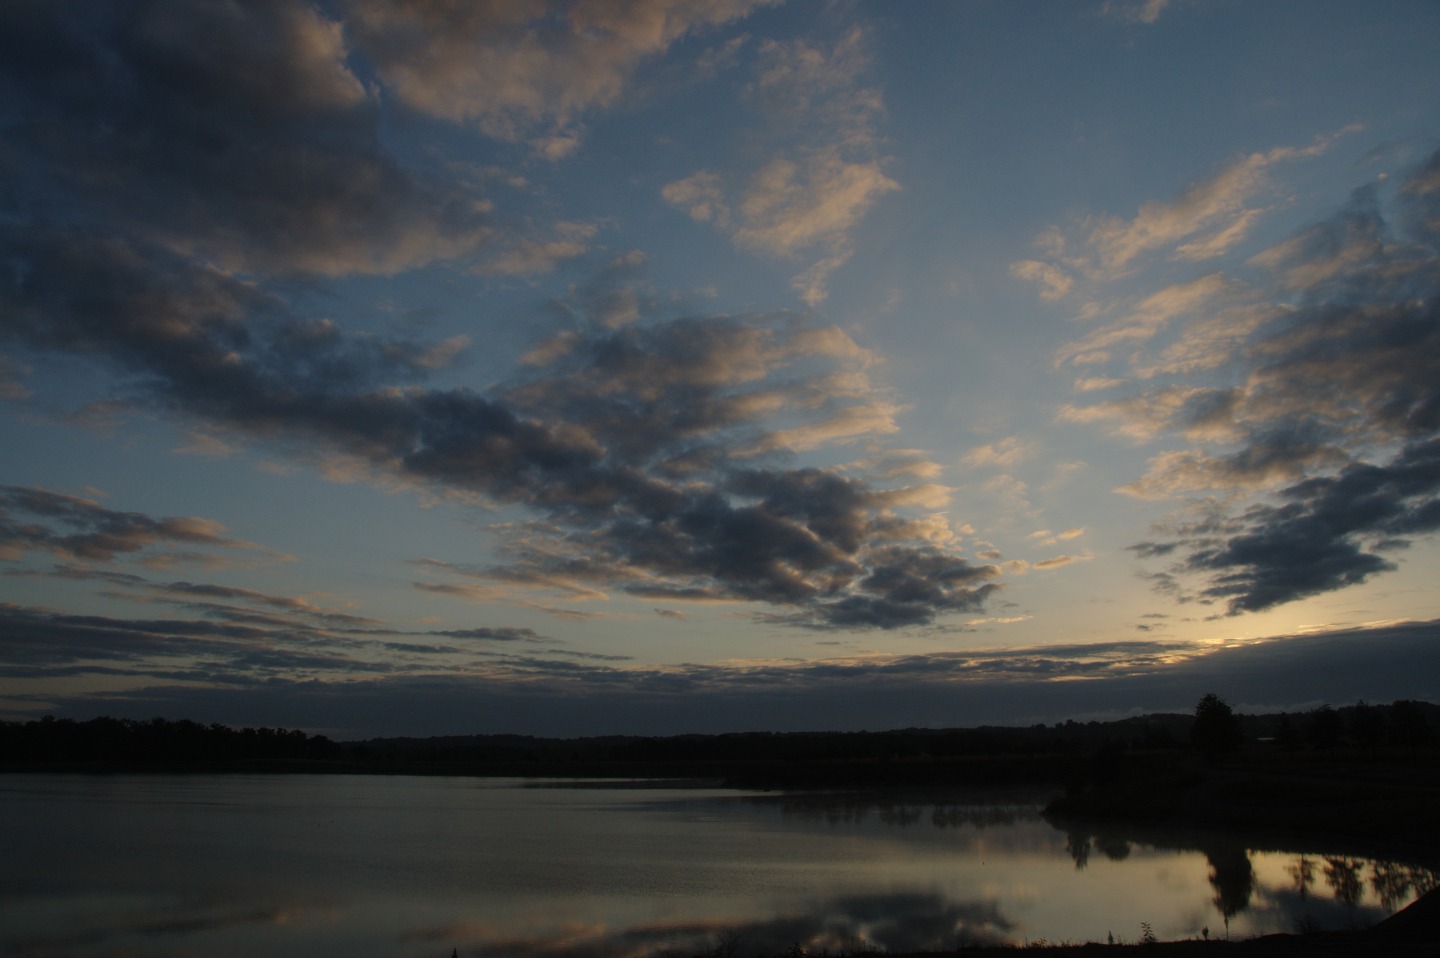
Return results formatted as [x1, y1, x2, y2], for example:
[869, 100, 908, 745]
[1205, 845, 1254, 936]
[1094, 835, 1131, 862]
[1324, 856, 1366, 921]
[1412, 865, 1440, 897]
[877, 805, 924, 826]
[773, 798, 1028, 831]
[1286, 856, 1316, 901]
[929, 805, 1024, 830]
[1065, 830, 1091, 870]
[1370, 861, 1413, 912]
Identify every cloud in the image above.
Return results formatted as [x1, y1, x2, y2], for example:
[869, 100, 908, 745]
[1019, 130, 1361, 294]
[662, 171, 730, 226]
[960, 437, 1032, 470]
[1056, 273, 1240, 369]
[661, 26, 898, 303]
[1068, 146, 1440, 613]
[1117, 434, 1350, 499]
[474, 222, 598, 277]
[1179, 439, 1440, 613]
[0, 486, 258, 564]
[18, 615, 1438, 737]
[1101, 0, 1172, 24]
[1085, 133, 1353, 275]
[2, 221, 999, 631]
[1031, 554, 1089, 571]
[732, 155, 898, 259]
[0, 0, 494, 279]
[0, 357, 31, 401]
[1029, 528, 1086, 546]
[429, 626, 548, 644]
[1059, 385, 1241, 442]
[345, 0, 772, 156]
[1009, 260, 1074, 301]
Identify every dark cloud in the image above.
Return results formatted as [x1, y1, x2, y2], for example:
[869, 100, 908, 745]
[15, 618, 1439, 738]
[151, 582, 386, 630]
[0, 601, 289, 668]
[3, 177, 983, 632]
[431, 627, 547, 644]
[0, 0, 490, 277]
[1111, 149, 1440, 613]
[0, 1, 992, 632]
[0, 486, 249, 562]
[1182, 438, 1440, 613]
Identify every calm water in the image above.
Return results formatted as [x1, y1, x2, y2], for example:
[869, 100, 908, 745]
[1, 775, 1433, 958]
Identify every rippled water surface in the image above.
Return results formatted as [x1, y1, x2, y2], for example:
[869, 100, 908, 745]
[2, 774, 1433, 957]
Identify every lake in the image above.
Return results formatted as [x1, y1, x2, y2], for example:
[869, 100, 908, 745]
[1, 774, 1433, 957]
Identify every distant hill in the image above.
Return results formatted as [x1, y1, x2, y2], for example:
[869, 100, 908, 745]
[5, 700, 1433, 784]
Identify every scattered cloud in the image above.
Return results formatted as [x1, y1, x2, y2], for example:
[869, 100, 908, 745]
[0, 357, 31, 401]
[14, 610, 1437, 736]
[475, 222, 599, 277]
[1009, 260, 1074, 301]
[0, 0, 997, 641]
[1101, 0, 1173, 25]
[661, 26, 898, 303]
[1064, 146, 1440, 614]
[2, 231, 1000, 632]
[960, 437, 1032, 470]
[1030, 528, 1086, 546]
[0, 486, 260, 564]
[346, 0, 773, 156]
[1084, 132, 1357, 276]
[1017, 129, 1362, 295]
[1055, 273, 1240, 369]
[1031, 554, 1090, 571]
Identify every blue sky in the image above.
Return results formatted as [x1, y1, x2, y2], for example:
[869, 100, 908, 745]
[3, 0, 1440, 738]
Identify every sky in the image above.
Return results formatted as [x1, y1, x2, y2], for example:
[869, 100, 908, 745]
[3, 0, 1440, 740]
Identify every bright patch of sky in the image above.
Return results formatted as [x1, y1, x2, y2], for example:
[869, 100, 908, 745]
[2, 0, 1440, 736]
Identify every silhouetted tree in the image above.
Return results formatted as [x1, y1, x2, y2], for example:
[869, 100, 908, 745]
[1273, 714, 1303, 752]
[1388, 700, 1434, 747]
[1191, 693, 1242, 759]
[1307, 704, 1342, 750]
[1349, 700, 1386, 749]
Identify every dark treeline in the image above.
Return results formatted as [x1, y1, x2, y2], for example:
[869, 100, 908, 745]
[1045, 698, 1440, 857]
[0, 715, 344, 768]
[2, 700, 1435, 782]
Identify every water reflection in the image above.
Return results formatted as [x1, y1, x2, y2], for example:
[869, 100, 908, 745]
[2, 776, 1434, 958]
[1051, 815, 1438, 939]
[763, 792, 1033, 830]
[410, 892, 1017, 958]
[1205, 843, 1254, 935]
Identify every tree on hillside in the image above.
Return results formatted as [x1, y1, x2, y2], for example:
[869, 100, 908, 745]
[1389, 700, 1434, 747]
[1307, 704, 1342, 750]
[1349, 700, 1386, 749]
[1191, 693, 1242, 759]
